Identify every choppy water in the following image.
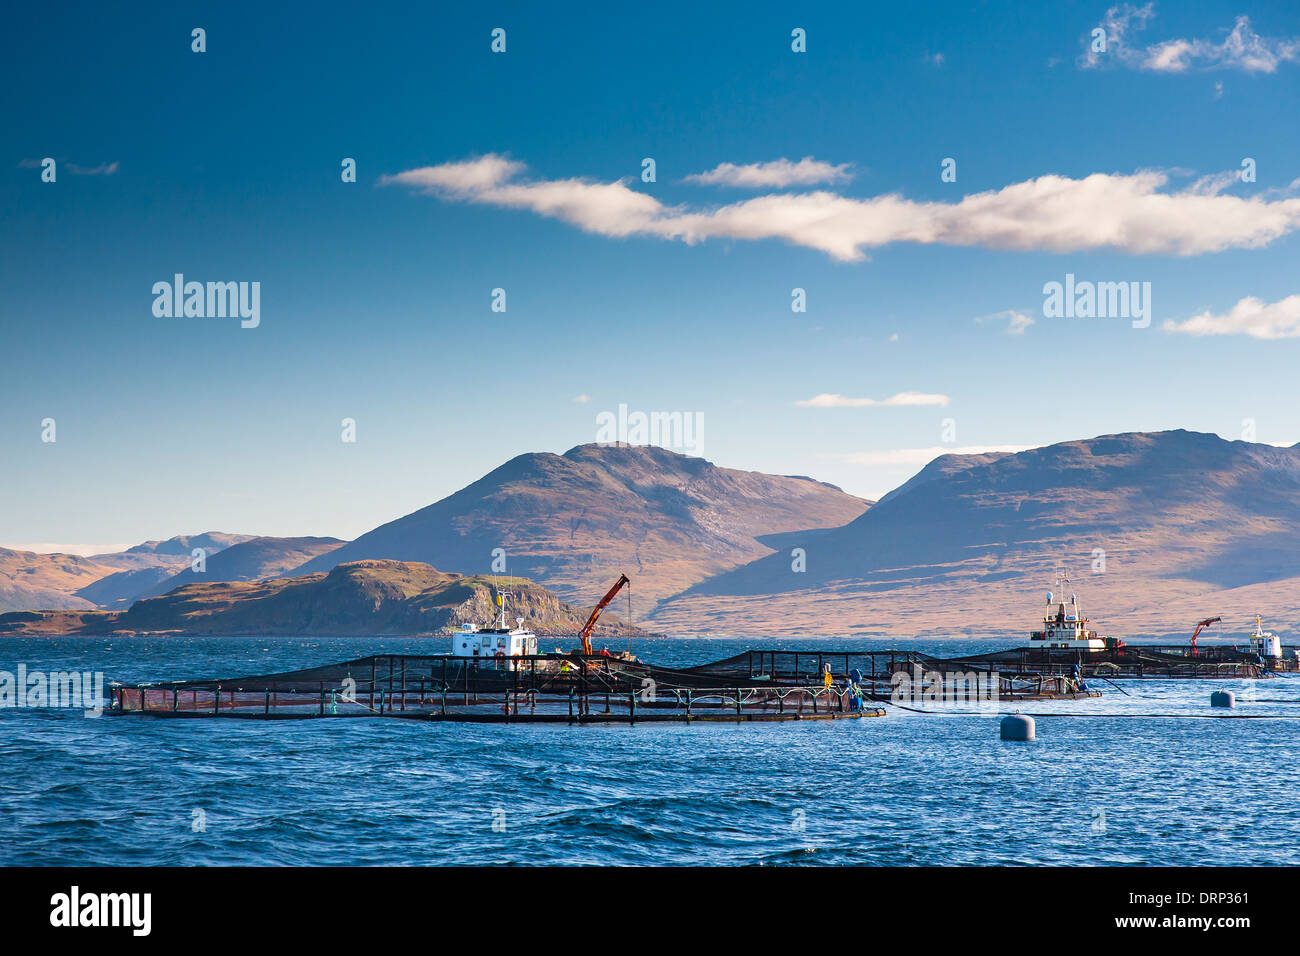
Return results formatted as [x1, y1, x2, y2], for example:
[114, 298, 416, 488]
[2, 636, 1298, 866]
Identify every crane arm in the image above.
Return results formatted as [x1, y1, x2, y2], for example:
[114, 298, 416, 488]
[579, 574, 630, 655]
[1190, 616, 1222, 657]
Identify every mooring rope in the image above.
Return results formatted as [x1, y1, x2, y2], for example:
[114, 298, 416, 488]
[1095, 676, 1131, 696]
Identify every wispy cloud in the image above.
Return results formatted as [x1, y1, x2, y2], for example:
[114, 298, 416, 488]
[830, 445, 1036, 467]
[796, 391, 950, 408]
[67, 161, 120, 176]
[1186, 169, 1242, 197]
[682, 157, 853, 188]
[572, 393, 591, 403]
[1081, 5, 1300, 74]
[977, 309, 1035, 335]
[1163, 294, 1300, 339]
[380, 155, 1300, 262]
[17, 158, 120, 175]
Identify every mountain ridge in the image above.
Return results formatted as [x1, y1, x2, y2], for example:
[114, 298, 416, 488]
[649, 430, 1300, 636]
[0, 560, 646, 639]
[289, 442, 870, 611]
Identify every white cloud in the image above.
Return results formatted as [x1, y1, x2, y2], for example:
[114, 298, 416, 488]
[1005, 311, 1035, 334]
[682, 157, 854, 188]
[67, 161, 120, 176]
[1163, 294, 1300, 339]
[831, 445, 1036, 467]
[1186, 169, 1241, 196]
[796, 391, 950, 408]
[572, 394, 591, 403]
[977, 309, 1035, 335]
[1082, 5, 1300, 74]
[379, 155, 525, 192]
[381, 155, 1300, 262]
[18, 159, 119, 175]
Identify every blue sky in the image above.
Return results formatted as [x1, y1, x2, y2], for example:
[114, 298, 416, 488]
[3, 1, 1300, 551]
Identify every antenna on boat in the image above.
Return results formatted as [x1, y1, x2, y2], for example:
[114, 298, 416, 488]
[495, 560, 510, 630]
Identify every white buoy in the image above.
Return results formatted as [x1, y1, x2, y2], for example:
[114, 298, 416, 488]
[1210, 690, 1235, 708]
[1001, 714, 1036, 741]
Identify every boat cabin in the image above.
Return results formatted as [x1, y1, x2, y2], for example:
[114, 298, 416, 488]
[1246, 616, 1283, 659]
[453, 623, 538, 658]
[1025, 577, 1106, 651]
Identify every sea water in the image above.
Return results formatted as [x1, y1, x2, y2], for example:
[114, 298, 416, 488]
[1, 636, 1297, 866]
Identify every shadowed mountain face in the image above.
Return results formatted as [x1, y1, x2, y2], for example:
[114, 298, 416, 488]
[78, 536, 347, 608]
[72, 566, 178, 609]
[650, 431, 1300, 637]
[0, 561, 644, 639]
[290, 443, 869, 611]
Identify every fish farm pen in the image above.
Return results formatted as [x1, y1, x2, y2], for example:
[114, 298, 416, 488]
[109, 652, 889, 723]
[901, 644, 1300, 680]
[108, 645, 1118, 723]
[692, 649, 1097, 701]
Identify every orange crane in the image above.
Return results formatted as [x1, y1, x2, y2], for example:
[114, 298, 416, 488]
[1190, 616, 1221, 657]
[578, 574, 630, 655]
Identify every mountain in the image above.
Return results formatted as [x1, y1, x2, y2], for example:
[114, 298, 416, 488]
[0, 548, 114, 612]
[117, 532, 258, 559]
[290, 443, 869, 612]
[0, 532, 259, 612]
[1, 530, 280, 613]
[87, 532, 260, 574]
[19, 432, 1296, 641]
[0, 560, 646, 639]
[649, 431, 1300, 637]
[94, 535, 348, 607]
[72, 566, 179, 609]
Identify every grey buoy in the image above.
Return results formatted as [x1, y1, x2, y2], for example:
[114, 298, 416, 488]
[1000, 714, 1035, 741]
[1210, 691, 1235, 708]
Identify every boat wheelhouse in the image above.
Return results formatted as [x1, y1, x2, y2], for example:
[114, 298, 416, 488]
[1025, 573, 1107, 651]
[451, 590, 538, 662]
[1244, 616, 1283, 659]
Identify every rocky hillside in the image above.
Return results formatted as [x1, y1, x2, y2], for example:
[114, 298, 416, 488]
[290, 443, 869, 612]
[0, 560, 646, 640]
[650, 431, 1300, 638]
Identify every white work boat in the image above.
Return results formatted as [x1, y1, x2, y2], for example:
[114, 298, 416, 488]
[1023, 573, 1107, 651]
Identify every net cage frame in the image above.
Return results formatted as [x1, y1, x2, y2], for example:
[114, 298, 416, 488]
[110, 651, 888, 722]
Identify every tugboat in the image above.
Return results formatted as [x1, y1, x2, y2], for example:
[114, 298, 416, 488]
[1023, 572, 1107, 651]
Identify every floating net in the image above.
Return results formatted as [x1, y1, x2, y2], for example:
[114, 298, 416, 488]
[110, 652, 885, 722]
